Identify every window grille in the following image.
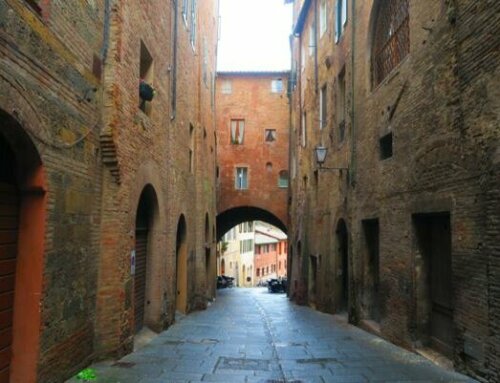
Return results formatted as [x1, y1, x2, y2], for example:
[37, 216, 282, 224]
[373, 0, 410, 85]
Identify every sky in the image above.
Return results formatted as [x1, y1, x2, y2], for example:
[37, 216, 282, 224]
[217, 0, 294, 72]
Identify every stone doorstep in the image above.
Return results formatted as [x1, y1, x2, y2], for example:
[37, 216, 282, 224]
[415, 346, 454, 371]
[134, 326, 160, 351]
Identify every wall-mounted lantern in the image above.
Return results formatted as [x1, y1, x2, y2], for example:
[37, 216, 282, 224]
[314, 145, 348, 171]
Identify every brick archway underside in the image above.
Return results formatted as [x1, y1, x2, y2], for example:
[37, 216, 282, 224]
[216, 206, 287, 241]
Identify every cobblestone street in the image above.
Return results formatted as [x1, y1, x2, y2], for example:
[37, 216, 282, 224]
[69, 288, 476, 383]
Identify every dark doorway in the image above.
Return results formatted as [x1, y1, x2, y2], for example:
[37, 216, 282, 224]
[176, 215, 188, 313]
[362, 219, 380, 322]
[309, 255, 318, 304]
[414, 213, 453, 357]
[335, 219, 348, 312]
[134, 188, 153, 333]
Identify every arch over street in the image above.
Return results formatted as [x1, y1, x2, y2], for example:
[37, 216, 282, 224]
[216, 206, 287, 241]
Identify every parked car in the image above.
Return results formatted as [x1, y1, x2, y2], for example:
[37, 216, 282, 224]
[267, 278, 286, 293]
[216, 275, 235, 289]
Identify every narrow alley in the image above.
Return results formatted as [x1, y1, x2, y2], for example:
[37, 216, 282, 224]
[69, 289, 475, 383]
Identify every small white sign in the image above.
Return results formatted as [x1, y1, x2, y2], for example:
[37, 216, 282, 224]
[131, 250, 136, 275]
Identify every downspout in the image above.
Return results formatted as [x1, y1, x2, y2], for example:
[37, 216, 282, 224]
[100, 0, 111, 64]
[171, 0, 178, 120]
[314, 0, 319, 94]
[349, 0, 356, 186]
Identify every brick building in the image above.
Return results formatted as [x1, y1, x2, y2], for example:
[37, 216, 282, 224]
[254, 223, 288, 285]
[287, 0, 499, 381]
[0, 0, 218, 381]
[216, 72, 290, 239]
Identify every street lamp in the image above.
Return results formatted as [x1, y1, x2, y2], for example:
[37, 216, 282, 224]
[314, 145, 348, 171]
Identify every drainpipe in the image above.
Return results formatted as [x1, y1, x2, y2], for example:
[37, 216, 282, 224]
[171, 0, 178, 120]
[314, 0, 319, 94]
[349, 0, 356, 186]
[100, 0, 111, 64]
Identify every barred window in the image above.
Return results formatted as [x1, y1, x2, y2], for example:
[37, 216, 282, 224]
[372, 0, 410, 86]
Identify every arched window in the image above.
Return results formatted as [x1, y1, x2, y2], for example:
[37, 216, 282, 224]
[278, 170, 289, 188]
[372, 0, 410, 86]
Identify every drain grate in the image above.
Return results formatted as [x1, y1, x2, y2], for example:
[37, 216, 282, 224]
[217, 357, 269, 371]
[112, 361, 135, 368]
[266, 380, 303, 383]
[296, 357, 339, 364]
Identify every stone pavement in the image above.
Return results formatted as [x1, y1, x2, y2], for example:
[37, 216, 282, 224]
[68, 288, 476, 383]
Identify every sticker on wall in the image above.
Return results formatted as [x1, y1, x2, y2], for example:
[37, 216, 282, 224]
[131, 250, 136, 275]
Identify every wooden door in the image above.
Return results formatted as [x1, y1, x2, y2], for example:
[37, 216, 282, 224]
[0, 182, 18, 382]
[430, 216, 453, 356]
[176, 243, 187, 313]
[134, 227, 148, 333]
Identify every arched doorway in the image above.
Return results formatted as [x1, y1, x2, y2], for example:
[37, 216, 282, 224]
[220, 258, 225, 275]
[0, 110, 46, 383]
[335, 219, 349, 312]
[176, 215, 188, 313]
[134, 186, 157, 333]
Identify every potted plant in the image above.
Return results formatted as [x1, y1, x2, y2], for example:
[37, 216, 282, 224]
[139, 79, 155, 102]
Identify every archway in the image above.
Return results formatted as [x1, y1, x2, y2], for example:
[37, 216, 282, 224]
[216, 206, 287, 242]
[133, 185, 158, 333]
[0, 110, 46, 383]
[335, 219, 349, 312]
[176, 215, 188, 313]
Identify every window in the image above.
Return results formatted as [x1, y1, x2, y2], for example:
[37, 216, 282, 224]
[182, 0, 189, 25]
[25, 0, 42, 14]
[190, 0, 197, 48]
[239, 239, 253, 253]
[379, 132, 393, 159]
[203, 38, 208, 87]
[372, 0, 410, 85]
[221, 80, 232, 94]
[301, 112, 307, 147]
[139, 41, 154, 115]
[189, 124, 195, 173]
[271, 79, 283, 93]
[265, 129, 277, 142]
[230, 119, 245, 144]
[257, 268, 260, 277]
[235, 167, 248, 189]
[320, 0, 327, 36]
[338, 68, 346, 142]
[309, 24, 315, 56]
[335, 0, 348, 43]
[278, 170, 289, 188]
[320, 85, 327, 129]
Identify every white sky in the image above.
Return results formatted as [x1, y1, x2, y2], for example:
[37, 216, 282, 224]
[217, 0, 293, 72]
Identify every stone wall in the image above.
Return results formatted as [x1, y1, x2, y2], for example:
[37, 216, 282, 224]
[288, 0, 499, 381]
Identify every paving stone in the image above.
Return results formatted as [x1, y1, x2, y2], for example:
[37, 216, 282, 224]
[66, 289, 477, 383]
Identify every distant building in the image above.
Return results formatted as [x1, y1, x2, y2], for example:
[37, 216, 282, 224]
[254, 224, 288, 285]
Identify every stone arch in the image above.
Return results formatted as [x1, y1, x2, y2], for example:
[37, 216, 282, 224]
[216, 206, 287, 241]
[0, 109, 46, 383]
[133, 184, 160, 334]
[176, 214, 188, 313]
[127, 161, 167, 333]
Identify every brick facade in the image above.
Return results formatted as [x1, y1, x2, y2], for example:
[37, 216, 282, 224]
[0, 0, 218, 381]
[216, 73, 290, 237]
[288, 0, 499, 381]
